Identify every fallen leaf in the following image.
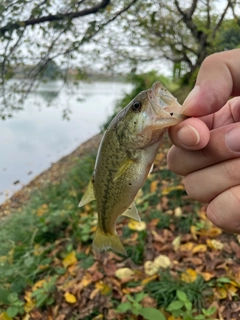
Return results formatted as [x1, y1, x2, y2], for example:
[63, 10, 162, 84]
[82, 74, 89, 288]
[172, 235, 181, 251]
[181, 268, 197, 283]
[174, 207, 182, 217]
[64, 292, 77, 304]
[128, 220, 146, 231]
[150, 180, 158, 193]
[36, 204, 48, 216]
[154, 254, 171, 269]
[95, 281, 111, 295]
[24, 300, 36, 313]
[81, 273, 93, 287]
[144, 261, 159, 276]
[0, 313, 13, 320]
[190, 225, 198, 241]
[215, 287, 228, 299]
[179, 242, 195, 252]
[162, 185, 184, 195]
[207, 239, 224, 250]
[62, 251, 77, 268]
[226, 284, 238, 296]
[32, 279, 46, 291]
[200, 271, 215, 281]
[141, 274, 158, 285]
[192, 244, 207, 254]
[115, 268, 134, 280]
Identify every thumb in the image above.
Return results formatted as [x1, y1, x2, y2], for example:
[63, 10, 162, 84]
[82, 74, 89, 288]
[181, 49, 240, 117]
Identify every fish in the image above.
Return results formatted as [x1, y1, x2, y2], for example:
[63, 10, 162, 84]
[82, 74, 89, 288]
[79, 81, 186, 255]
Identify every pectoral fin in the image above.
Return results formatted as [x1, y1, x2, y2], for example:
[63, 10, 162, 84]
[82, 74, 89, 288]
[114, 157, 134, 181]
[122, 202, 141, 222]
[78, 178, 95, 207]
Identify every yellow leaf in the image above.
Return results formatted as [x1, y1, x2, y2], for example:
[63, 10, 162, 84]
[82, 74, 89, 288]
[95, 281, 111, 295]
[141, 274, 158, 285]
[24, 300, 36, 313]
[92, 315, 103, 320]
[215, 287, 227, 299]
[64, 292, 77, 304]
[128, 220, 146, 231]
[81, 273, 93, 287]
[192, 244, 207, 254]
[62, 251, 77, 268]
[172, 235, 182, 251]
[168, 316, 182, 320]
[154, 254, 171, 269]
[37, 204, 48, 216]
[200, 272, 215, 281]
[24, 291, 32, 303]
[33, 244, 44, 256]
[174, 207, 182, 217]
[206, 239, 224, 250]
[115, 268, 134, 280]
[179, 242, 195, 252]
[32, 279, 46, 291]
[144, 261, 159, 276]
[226, 284, 237, 296]
[150, 180, 158, 193]
[162, 185, 184, 196]
[0, 313, 13, 320]
[230, 279, 240, 288]
[181, 268, 197, 283]
[190, 225, 198, 240]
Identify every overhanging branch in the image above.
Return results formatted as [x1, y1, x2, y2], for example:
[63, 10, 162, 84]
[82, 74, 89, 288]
[0, 0, 110, 36]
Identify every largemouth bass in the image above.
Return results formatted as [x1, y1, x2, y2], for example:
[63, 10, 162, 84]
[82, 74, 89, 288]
[79, 82, 185, 255]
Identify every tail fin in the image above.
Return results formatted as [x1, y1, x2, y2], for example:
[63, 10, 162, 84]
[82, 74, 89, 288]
[92, 227, 127, 256]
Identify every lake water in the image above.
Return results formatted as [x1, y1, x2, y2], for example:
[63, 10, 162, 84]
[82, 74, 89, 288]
[0, 80, 132, 204]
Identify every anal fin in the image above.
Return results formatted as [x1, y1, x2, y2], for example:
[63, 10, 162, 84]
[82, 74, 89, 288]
[122, 202, 141, 222]
[78, 178, 95, 207]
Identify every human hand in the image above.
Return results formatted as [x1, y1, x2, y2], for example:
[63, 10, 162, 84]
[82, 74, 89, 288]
[167, 49, 240, 233]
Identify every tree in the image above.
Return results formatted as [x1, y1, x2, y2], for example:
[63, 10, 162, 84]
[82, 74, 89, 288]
[95, 0, 240, 84]
[0, 0, 138, 119]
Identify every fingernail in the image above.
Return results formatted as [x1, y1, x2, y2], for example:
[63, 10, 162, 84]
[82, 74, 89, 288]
[226, 126, 240, 152]
[181, 86, 200, 113]
[177, 125, 200, 147]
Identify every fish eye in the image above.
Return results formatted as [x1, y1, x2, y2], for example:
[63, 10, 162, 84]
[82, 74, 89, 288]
[132, 101, 142, 112]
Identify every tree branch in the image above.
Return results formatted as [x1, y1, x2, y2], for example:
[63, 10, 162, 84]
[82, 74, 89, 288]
[212, 0, 231, 38]
[0, 0, 110, 35]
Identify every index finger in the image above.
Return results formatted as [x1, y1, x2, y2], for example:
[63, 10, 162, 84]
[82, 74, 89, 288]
[182, 49, 240, 117]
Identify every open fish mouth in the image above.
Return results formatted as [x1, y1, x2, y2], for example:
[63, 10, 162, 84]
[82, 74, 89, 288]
[147, 81, 186, 119]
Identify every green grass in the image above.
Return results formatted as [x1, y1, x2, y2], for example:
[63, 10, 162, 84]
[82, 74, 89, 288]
[0, 154, 96, 311]
[146, 270, 212, 311]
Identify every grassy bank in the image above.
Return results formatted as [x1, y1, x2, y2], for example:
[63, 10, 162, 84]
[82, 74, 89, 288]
[0, 134, 240, 320]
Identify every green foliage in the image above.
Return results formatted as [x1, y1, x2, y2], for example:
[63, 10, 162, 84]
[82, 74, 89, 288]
[31, 276, 57, 307]
[146, 271, 211, 310]
[166, 290, 216, 320]
[0, 154, 96, 314]
[216, 19, 240, 51]
[116, 292, 166, 320]
[5, 292, 24, 317]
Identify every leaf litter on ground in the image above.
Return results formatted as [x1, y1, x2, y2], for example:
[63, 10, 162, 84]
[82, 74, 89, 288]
[0, 134, 240, 319]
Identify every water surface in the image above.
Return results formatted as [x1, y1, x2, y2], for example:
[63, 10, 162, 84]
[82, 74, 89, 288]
[0, 81, 132, 204]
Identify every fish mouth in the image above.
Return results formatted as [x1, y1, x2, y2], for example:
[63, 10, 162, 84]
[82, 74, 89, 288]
[147, 81, 186, 120]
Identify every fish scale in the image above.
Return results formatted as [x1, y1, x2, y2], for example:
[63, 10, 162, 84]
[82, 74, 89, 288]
[79, 82, 186, 255]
